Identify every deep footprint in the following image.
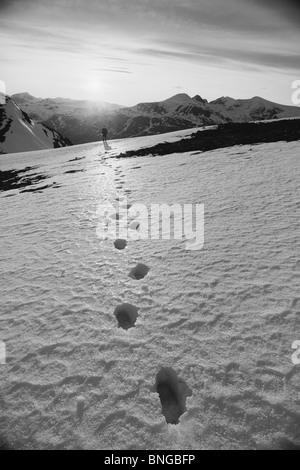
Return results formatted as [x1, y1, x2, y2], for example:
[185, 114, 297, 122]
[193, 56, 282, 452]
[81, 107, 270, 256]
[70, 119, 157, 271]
[114, 239, 127, 250]
[129, 263, 150, 280]
[114, 303, 138, 330]
[155, 367, 192, 424]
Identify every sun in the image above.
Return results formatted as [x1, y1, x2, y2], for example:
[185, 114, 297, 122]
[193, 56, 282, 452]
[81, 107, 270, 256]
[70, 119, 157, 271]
[88, 80, 101, 93]
[85, 78, 104, 99]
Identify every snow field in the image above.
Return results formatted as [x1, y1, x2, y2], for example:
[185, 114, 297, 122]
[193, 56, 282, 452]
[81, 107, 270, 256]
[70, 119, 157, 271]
[0, 131, 299, 449]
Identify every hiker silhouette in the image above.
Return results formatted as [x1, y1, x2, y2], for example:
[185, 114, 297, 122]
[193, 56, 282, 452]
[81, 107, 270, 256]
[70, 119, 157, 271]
[101, 127, 108, 143]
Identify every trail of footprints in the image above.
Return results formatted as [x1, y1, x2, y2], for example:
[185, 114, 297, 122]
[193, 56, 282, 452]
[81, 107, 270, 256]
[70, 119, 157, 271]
[99, 162, 192, 424]
[112, 166, 149, 332]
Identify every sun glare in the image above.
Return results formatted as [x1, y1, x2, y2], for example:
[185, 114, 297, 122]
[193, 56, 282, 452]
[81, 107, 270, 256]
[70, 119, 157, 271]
[89, 80, 101, 92]
[85, 79, 104, 98]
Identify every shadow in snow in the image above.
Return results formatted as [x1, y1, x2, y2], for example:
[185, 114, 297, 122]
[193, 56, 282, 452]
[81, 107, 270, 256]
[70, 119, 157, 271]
[104, 142, 112, 151]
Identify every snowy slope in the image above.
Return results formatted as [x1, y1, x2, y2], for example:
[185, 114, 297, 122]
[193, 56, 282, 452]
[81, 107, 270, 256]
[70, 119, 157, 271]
[0, 96, 72, 154]
[0, 131, 299, 450]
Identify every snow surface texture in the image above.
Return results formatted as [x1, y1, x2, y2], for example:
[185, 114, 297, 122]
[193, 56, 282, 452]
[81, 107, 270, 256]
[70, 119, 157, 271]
[0, 129, 299, 449]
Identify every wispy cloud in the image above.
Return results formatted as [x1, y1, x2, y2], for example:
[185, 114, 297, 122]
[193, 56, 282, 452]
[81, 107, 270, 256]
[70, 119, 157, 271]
[91, 68, 132, 74]
[136, 45, 300, 72]
[2, 0, 299, 35]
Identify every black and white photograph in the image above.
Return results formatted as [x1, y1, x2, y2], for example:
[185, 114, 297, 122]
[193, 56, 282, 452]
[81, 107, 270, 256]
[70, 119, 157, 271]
[0, 0, 299, 452]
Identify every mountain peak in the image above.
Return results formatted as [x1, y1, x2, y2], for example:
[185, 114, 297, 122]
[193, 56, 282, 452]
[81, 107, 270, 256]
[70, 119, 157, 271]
[163, 93, 192, 104]
[249, 96, 269, 104]
[11, 92, 37, 102]
[210, 96, 235, 105]
[12, 92, 34, 97]
[193, 95, 208, 104]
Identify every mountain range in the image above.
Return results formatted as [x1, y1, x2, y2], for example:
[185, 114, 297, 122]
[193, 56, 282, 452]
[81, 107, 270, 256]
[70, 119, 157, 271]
[106, 93, 300, 141]
[1, 91, 300, 153]
[12, 92, 300, 145]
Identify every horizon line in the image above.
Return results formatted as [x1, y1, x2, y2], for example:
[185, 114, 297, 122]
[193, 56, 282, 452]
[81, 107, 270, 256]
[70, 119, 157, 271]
[5, 90, 298, 109]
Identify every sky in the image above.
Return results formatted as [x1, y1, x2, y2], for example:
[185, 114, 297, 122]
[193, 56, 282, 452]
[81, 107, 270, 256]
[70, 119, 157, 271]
[0, 0, 300, 106]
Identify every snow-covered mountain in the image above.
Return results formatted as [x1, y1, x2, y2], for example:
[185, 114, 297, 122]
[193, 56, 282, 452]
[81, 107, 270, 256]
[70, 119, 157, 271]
[106, 93, 300, 139]
[209, 95, 300, 121]
[11, 92, 123, 146]
[11, 92, 122, 119]
[11, 92, 300, 146]
[0, 96, 72, 154]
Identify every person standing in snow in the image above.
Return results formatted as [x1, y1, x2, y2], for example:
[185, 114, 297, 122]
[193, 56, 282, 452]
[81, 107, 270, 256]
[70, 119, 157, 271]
[101, 127, 108, 143]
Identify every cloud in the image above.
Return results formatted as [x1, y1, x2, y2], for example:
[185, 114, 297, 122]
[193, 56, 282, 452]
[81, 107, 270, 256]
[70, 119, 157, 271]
[2, 0, 298, 35]
[136, 45, 300, 72]
[248, 0, 300, 27]
[91, 68, 132, 74]
[0, 19, 83, 52]
[2, 1, 300, 52]
[101, 57, 128, 62]
[0, 0, 14, 13]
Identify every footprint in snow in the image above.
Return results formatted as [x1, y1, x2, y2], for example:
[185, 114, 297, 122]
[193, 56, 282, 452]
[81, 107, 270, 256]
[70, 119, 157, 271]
[114, 303, 138, 330]
[114, 239, 127, 250]
[129, 263, 150, 280]
[155, 367, 192, 425]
